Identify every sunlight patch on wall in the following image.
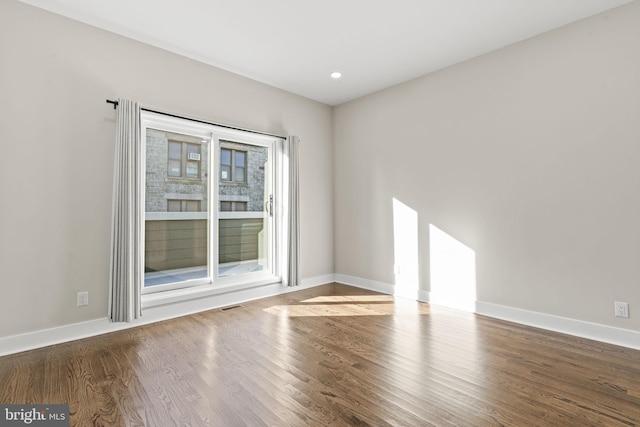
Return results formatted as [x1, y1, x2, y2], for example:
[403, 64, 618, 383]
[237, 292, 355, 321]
[429, 224, 476, 312]
[393, 198, 420, 299]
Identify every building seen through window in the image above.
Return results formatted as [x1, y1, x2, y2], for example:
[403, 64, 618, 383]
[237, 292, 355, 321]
[144, 126, 271, 290]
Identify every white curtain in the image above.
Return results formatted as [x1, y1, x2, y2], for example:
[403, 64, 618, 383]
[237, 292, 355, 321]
[108, 99, 143, 322]
[285, 135, 300, 287]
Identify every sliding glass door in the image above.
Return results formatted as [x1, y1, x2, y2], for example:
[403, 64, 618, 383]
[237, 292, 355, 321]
[141, 112, 280, 294]
[214, 130, 277, 283]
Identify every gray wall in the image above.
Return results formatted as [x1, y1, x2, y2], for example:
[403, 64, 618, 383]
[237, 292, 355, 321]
[334, 2, 640, 331]
[0, 0, 333, 337]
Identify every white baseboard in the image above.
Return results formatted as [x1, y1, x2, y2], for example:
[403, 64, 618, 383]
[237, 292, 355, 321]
[335, 274, 640, 351]
[429, 293, 476, 313]
[476, 301, 640, 351]
[334, 274, 395, 294]
[301, 273, 336, 288]
[335, 274, 431, 304]
[0, 275, 333, 357]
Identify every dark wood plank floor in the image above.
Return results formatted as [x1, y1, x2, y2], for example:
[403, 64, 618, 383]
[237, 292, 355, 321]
[1, 283, 639, 426]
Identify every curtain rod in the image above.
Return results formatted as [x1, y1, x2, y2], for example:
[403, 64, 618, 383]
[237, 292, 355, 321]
[106, 99, 286, 140]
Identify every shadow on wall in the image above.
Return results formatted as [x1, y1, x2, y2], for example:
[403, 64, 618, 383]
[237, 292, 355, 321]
[392, 198, 476, 312]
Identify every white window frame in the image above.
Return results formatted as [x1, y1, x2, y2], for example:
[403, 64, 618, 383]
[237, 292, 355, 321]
[140, 111, 282, 301]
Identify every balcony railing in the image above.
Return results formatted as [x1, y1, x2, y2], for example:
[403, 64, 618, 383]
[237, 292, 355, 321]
[144, 212, 264, 279]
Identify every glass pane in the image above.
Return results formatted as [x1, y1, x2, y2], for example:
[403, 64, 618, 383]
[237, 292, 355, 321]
[235, 151, 246, 167]
[186, 161, 199, 178]
[186, 200, 201, 212]
[145, 128, 209, 287]
[168, 141, 181, 159]
[168, 159, 181, 177]
[220, 148, 231, 166]
[220, 165, 231, 181]
[235, 166, 246, 183]
[167, 200, 181, 212]
[218, 143, 268, 278]
[187, 144, 200, 156]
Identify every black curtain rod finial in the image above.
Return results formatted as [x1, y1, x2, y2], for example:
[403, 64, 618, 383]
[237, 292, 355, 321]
[106, 99, 119, 109]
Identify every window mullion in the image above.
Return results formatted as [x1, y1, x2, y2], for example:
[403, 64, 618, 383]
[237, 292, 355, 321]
[231, 149, 235, 182]
[211, 136, 219, 282]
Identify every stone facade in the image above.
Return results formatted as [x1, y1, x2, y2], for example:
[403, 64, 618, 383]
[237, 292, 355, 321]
[145, 128, 209, 213]
[145, 129, 267, 213]
[218, 140, 268, 212]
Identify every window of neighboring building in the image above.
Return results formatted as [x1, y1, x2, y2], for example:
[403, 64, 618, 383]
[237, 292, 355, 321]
[220, 148, 246, 183]
[168, 141, 201, 179]
[168, 199, 201, 212]
[220, 201, 247, 212]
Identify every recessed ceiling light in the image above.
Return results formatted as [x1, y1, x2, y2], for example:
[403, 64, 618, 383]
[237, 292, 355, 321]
[330, 72, 342, 79]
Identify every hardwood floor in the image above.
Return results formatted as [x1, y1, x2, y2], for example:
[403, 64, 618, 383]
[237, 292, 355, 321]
[1, 283, 639, 426]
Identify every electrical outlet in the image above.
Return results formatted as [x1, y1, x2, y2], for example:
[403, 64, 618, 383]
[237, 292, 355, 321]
[614, 301, 629, 318]
[77, 292, 89, 307]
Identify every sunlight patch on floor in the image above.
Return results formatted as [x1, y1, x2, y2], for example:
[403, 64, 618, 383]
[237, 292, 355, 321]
[264, 302, 396, 317]
[300, 295, 394, 303]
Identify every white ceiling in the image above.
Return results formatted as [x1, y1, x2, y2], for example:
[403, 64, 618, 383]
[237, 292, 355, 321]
[20, 0, 635, 106]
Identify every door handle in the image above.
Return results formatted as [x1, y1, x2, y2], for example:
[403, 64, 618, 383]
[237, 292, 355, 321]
[269, 195, 273, 217]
